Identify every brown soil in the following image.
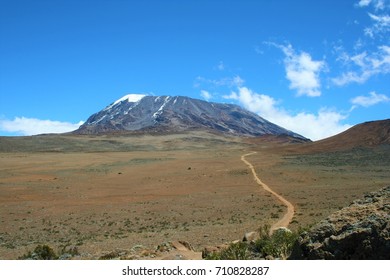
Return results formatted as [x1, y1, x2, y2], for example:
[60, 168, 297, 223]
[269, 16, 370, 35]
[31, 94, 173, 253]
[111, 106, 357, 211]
[0, 131, 389, 259]
[241, 152, 295, 232]
[291, 119, 390, 153]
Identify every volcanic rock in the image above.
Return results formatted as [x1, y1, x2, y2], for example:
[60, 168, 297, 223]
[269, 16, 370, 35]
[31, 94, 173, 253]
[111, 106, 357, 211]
[290, 186, 390, 259]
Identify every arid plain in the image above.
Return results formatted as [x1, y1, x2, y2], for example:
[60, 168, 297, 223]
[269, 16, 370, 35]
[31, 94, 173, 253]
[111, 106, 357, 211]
[0, 130, 389, 259]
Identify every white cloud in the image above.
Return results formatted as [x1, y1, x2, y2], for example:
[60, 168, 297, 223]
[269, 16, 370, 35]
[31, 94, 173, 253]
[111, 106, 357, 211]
[365, 13, 390, 37]
[224, 87, 351, 140]
[278, 44, 326, 97]
[0, 117, 84, 136]
[223, 88, 280, 118]
[351, 91, 390, 106]
[332, 71, 372, 85]
[200, 90, 212, 101]
[194, 75, 245, 88]
[357, 0, 389, 10]
[333, 45, 390, 85]
[356, 0, 390, 38]
[353, 38, 365, 50]
[357, 0, 373, 7]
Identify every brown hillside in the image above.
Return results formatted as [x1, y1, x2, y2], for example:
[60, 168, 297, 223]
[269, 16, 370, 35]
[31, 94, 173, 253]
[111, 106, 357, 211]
[288, 119, 390, 153]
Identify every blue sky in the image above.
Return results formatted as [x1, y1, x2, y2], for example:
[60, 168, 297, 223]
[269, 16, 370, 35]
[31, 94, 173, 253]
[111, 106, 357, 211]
[0, 0, 389, 139]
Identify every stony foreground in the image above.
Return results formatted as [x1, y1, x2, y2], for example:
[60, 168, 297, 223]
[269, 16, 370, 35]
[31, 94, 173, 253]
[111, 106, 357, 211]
[290, 186, 390, 259]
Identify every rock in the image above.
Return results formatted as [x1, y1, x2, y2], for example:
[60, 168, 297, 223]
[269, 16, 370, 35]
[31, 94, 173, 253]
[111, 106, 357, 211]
[58, 253, 73, 260]
[156, 242, 172, 253]
[290, 186, 390, 260]
[202, 244, 229, 258]
[243, 231, 259, 242]
[170, 241, 194, 251]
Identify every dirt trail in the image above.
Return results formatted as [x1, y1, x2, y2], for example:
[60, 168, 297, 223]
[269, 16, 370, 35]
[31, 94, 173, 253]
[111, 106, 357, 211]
[241, 152, 295, 233]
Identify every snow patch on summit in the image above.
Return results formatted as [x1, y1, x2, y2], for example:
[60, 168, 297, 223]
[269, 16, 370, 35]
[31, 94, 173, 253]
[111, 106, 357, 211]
[113, 94, 146, 105]
[104, 94, 146, 112]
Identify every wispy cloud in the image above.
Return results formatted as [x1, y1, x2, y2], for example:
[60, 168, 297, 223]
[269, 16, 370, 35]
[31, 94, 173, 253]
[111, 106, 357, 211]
[224, 87, 351, 140]
[200, 90, 212, 101]
[332, 1, 390, 85]
[194, 75, 245, 88]
[333, 45, 390, 85]
[0, 117, 84, 136]
[272, 43, 326, 97]
[351, 91, 390, 107]
[356, 0, 390, 38]
[365, 13, 390, 37]
[356, 0, 389, 10]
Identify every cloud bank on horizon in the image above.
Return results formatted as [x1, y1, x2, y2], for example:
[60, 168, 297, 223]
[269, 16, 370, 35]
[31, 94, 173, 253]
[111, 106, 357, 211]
[0, 0, 389, 139]
[0, 117, 83, 136]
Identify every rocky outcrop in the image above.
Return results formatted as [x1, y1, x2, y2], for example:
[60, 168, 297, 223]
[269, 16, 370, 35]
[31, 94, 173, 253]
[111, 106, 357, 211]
[290, 186, 390, 260]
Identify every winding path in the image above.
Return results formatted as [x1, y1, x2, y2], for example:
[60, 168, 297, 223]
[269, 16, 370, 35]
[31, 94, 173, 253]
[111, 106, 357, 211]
[241, 152, 295, 233]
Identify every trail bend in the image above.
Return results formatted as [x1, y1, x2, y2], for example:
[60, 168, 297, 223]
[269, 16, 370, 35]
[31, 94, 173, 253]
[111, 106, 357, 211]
[241, 152, 295, 233]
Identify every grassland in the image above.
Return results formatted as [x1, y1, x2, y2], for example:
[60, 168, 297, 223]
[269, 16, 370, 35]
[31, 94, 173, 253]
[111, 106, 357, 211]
[0, 132, 389, 259]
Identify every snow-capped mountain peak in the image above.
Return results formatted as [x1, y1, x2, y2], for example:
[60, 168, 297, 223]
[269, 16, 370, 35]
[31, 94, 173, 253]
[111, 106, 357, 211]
[75, 95, 307, 139]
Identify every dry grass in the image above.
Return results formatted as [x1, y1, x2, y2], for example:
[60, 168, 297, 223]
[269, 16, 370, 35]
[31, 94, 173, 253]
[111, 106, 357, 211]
[0, 131, 389, 259]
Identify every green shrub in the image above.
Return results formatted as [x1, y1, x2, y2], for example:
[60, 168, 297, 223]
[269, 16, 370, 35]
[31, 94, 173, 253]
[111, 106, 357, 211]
[206, 224, 300, 260]
[99, 251, 119, 260]
[205, 242, 250, 260]
[19, 245, 58, 260]
[254, 225, 298, 259]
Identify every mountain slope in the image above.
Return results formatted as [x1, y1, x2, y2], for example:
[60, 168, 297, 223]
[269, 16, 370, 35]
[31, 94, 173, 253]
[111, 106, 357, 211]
[74, 94, 306, 139]
[289, 119, 390, 153]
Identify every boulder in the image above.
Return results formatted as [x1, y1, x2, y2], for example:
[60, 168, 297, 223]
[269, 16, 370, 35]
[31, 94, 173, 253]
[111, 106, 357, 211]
[243, 231, 259, 242]
[290, 186, 390, 260]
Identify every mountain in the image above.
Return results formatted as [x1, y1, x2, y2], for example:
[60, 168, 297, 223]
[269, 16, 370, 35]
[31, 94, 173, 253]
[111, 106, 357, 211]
[290, 119, 390, 153]
[74, 94, 306, 139]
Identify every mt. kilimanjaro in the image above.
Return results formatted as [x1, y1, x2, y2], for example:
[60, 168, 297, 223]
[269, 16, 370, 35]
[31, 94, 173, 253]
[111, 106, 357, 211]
[75, 94, 306, 139]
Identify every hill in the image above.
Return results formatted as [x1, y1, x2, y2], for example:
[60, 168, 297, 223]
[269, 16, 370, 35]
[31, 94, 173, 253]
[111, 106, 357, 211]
[288, 119, 390, 153]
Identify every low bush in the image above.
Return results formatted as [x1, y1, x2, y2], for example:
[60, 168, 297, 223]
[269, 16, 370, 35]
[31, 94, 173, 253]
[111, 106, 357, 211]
[254, 225, 298, 259]
[19, 245, 58, 260]
[206, 242, 250, 260]
[205, 224, 300, 260]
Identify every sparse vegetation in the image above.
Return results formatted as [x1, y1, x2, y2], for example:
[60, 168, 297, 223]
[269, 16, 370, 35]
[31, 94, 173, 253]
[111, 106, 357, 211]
[1, 129, 389, 259]
[206, 224, 300, 260]
[17, 243, 80, 260]
[99, 251, 120, 260]
[19, 245, 58, 260]
[206, 242, 250, 260]
[254, 225, 298, 259]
